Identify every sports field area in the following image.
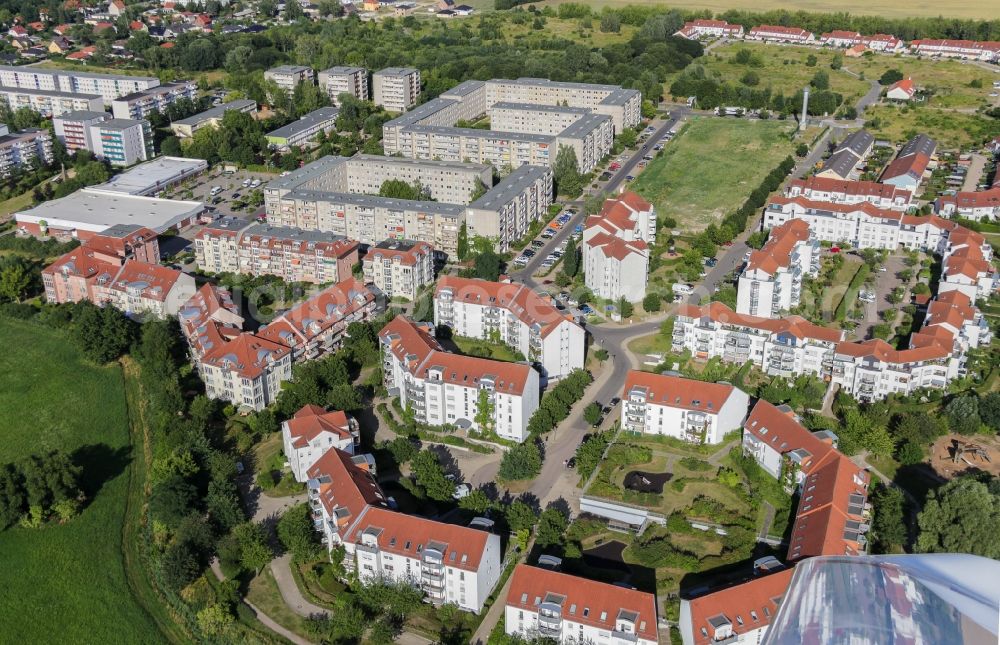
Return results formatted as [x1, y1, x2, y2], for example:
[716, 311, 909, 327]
[631, 117, 796, 232]
[530, 0, 991, 20]
[0, 320, 161, 642]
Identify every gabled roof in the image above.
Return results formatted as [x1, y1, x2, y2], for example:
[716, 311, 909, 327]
[199, 332, 290, 379]
[506, 565, 659, 642]
[745, 219, 810, 276]
[105, 260, 184, 301]
[785, 176, 912, 202]
[285, 405, 354, 449]
[584, 231, 648, 261]
[623, 370, 737, 413]
[743, 400, 836, 474]
[307, 447, 387, 534]
[887, 78, 916, 97]
[787, 452, 869, 560]
[350, 506, 491, 572]
[686, 569, 794, 645]
[256, 278, 375, 346]
[677, 301, 844, 344]
[939, 187, 1000, 210]
[834, 337, 950, 363]
[435, 276, 578, 339]
[365, 239, 433, 266]
[881, 152, 930, 183]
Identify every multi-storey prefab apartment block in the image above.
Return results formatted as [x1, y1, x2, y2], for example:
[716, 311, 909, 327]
[0, 65, 160, 102]
[318, 66, 369, 104]
[433, 276, 586, 380]
[373, 67, 421, 112]
[264, 155, 552, 255]
[380, 316, 540, 442]
[264, 65, 315, 96]
[111, 81, 198, 120]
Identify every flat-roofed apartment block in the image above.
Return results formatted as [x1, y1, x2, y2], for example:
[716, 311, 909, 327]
[111, 81, 198, 120]
[0, 65, 160, 102]
[0, 128, 52, 176]
[382, 78, 636, 173]
[305, 445, 503, 613]
[505, 564, 659, 645]
[264, 155, 552, 255]
[53, 109, 109, 154]
[380, 315, 540, 442]
[89, 117, 153, 166]
[373, 67, 421, 112]
[737, 219, 818, 318]
[170, 99, 257, 138]
[363, 239, 435, 301]
[0, 86, 104, 117]
[621, 370, 750, 444]
[434, 276, 585, 380]
[264, 65, 315, 96]
[266, 106, 340, 150]
[318, 66, 369, 104]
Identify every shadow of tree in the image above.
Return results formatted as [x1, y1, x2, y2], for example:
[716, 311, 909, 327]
[70, 442, 132, 508]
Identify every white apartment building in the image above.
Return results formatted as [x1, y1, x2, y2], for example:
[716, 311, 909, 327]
[819, 31, 903, 52]
[194, 218, 360, 284]
[0, 66, 160, 102]
[910, 39, 1000, 62]
[198, 332, 293, 411]
[747, 25, 815, 43]
[936, 187, 1000, 222]
[582, 191, 656, 302]
[265, 106, 340, 150]
[675, 19, 744, 39]
[282, 404, 360, 482]
[373, 67, 421, 112]
[380, 316, 540, 442]
[621, 370, 750, 444]
[111, 81, 198, 120]
[434, 276, 585, 380]
[680, 568, 794, 645]
[318, 66, 369, 104]
[264, 65, 315, 96]
[830, 338, 958, 402]
[170, 99, 257, 138]
[89, 118, 153, 166]
[783, 176, 913, 211]
[0, 128, 52, 176]
[362, 239, 435, 301]
[672, 301, 845, 380]
[53, 110, 110, 154]
[737, 219, 818, 318]
[0, 86, 104, 117]
[505, 564, 659, 645]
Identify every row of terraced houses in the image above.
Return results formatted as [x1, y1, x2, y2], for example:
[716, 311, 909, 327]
[675, 20, 1000, 61]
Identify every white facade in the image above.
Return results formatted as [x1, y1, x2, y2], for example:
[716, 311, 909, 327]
[936, 188, 1000, 222]
[434, 276, 586, 380]
[583, 234, 649, 302]
[362, 239, 435, 301]
[373, 67, 421, 112]
[282, 407, 359, 482]
[0, 65, 159, 102]
[89, 118, 152, 166]
[621, 371, 750, 444]
[318, 66, 369, 104]
[784, 177, 913, 211]
[264, 65, 315, 96]
[0, 128, 53, 176]
[736, 219, 818, 318]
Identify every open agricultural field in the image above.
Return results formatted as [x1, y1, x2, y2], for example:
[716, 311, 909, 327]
[632, 117, 795, 232]
[864, 104, 1000, 149]
[673, 42, 871, 106]
[0, 320, 160, 642]
[529, 0, 992, 20]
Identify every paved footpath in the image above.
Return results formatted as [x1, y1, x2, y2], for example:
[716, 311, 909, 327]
[210, 558, 315, 645]
[270, 554, 330, 618]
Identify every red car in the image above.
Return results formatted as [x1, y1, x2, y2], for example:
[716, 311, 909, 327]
[609, 163, 621, 171]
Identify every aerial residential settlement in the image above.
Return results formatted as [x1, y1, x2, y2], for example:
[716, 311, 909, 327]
[2, 3, 1000, 644]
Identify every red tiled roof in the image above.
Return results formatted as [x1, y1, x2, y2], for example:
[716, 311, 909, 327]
[82, 226, 157, 259]
[882, 152, 930, 182]
[887, 78, 916, 97]
[436, 276, 577, 339]
[307, 448, 387, 534]
[366, 240, 432, 266]
[785, 176, 912, 202]
[912, 39, 1000, 53]
[42, 248, 117, 282]
[624, 370, 736, 413]
[256, 278, 374, 346]
[822, 30, 860, 40]
[834, 337, 950, 363]
[677, 301, 844, 344]
[199, 331, 290, 379]
[584, 231, 647, 261]
[939, 187, 1000, 210]
[587, 191, 651, 238]
[743, 400, 836, 474]
[686, 569, 794, 645]
[286, 405, 354, 449]
[506, 565, 659, 641]
[770, 195, 904, 222]
[745, 219, 810, 275]
[379, 315, 441, 373]
[750, 24, 812, 37]
[787, 453, 869, 560]
[106, 260, 184, 302]
[351, 506, 490, 571]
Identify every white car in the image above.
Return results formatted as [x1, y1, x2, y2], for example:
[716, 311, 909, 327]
[250, 179, 261, 188]
[242, 178, 252, 187]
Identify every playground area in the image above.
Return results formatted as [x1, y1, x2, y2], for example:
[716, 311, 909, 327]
[929, 434, 1000, 479]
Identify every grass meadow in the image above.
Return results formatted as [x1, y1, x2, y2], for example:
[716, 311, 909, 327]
[0, 319, 163, 643]
[631, 117, 795, 232]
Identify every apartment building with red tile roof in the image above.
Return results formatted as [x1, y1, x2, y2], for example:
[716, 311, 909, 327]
[784, 176, 913, 210]
[42, 246, 121, 304]
[583, 231, 649, 303]
[680, 568, 794, 645]
[505, 564, 659, 645]
[362, 239, 435, 301]
[197, 332, 292, 409]
[621, 370, 750, 443]
[738, 219, 817, 318]
[256, 277, 379, 362]
[819, 30, 903, 52]
[283, 405, 361, 481]
[95, 260, 195, 317]
[910, 39, 1000, 61]
[787, 452, 870, 560]
[586, 191, 656, 244]
[747, 25, 815, 43]
[434, 276, 585, 379]
[935, 186, 1000, 222]
[675, 19, 743, 40]
[380, 315, 540, 442]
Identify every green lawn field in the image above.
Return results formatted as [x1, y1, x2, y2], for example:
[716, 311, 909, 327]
[530, 0, 992, 20]
[632, 117, 795, 232]
[0, 319, 163, 643]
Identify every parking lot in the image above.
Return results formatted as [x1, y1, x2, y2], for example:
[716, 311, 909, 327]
[855, 253, 909, 339]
